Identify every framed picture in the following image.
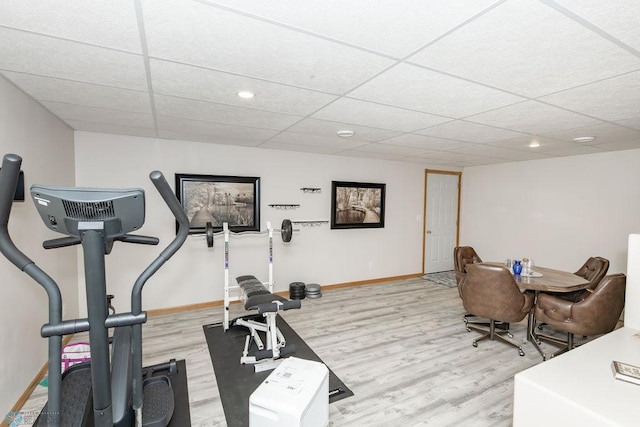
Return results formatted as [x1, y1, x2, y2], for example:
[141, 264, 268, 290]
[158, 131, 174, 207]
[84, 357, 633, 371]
[175, 173, 260, 234]
[330, 181, 386, 229]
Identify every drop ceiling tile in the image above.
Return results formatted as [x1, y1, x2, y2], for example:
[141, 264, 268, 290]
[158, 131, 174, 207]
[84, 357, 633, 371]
[492, 149, 552, 161]
[417, 150, 491, 163]
[260, 141, 343, 155]
[462, 157, 508, 165]
[451, 144, 523, 159]
[349, 63, 524, 118]
[142, 0, 394, 93]
[0, 28, 147, 90]
[467, 100, 601, 134]
[539, 71, 640, 122]
[532, 140, 588, 154]
[616, 116, 640, 131]
[284, 118, 401, 143]
[158, 129, 263, 147]
[417, 120, 527, 143]
[207, 0, 501, 57]
[150, 59, 337, 116]
[2, 72, 151, 113]
[154, 95, 301, 130]
[336, 149, 407, 161]
[350, 143, 430, 157]
[487, 135, 565, 151]
[312, 98, 450, 132]
[417, 150, 503, 166]
[491, 135, 603, 156]
[66, 120, 157, 138]
[408, 0, 640, 97]
[541, 121, 640, 145]
[381, 134, 474, 150]
[0, 0, 142, 52]
[405, 158, 465, 171]
[451, 142, 551, 161]
[416, 154, 471, 168]
[591, 140, 640, 152]
[553, 0, 640, 51]
[536, 143, 605, 157]
[268, 131, 369, 150]
[42, 101, 155, 128]
[157, 115, 279, 141]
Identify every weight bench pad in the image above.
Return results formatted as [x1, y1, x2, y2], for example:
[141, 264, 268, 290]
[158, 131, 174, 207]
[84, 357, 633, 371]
[236, 275, 287, 311]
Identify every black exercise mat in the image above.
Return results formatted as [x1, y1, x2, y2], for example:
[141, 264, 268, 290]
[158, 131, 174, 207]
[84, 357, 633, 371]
[166, 359, 191, 427]
[203, 318, 353, 427]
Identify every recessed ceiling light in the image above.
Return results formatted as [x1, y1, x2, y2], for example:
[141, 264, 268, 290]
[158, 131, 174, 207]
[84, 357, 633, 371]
[337, 130, 355, 138]
[237, 90, 255, 99]
[529, 139, 541, 148]
[573, 136, 595, 143]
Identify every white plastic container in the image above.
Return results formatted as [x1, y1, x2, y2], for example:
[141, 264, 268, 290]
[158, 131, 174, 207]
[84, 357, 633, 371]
[249, 357, 329, 427]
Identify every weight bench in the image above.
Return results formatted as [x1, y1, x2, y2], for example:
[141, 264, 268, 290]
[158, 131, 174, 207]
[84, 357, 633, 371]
[231, 275, 301, 365]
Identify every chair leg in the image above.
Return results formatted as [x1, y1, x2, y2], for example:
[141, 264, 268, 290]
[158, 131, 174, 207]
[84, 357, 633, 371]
[536, 331, 576, 359]
[463, 313, 510, 331]
[469, 319, 526, 356]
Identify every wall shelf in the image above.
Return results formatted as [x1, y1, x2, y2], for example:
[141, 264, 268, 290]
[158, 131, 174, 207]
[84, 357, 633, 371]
[291, 220, 329, 226]
[268, 204, 300, 209]
[300, 187, 321, 193]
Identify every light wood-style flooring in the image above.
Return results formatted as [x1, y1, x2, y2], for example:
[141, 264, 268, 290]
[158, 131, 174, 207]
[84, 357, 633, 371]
[20, 278, 556, 426]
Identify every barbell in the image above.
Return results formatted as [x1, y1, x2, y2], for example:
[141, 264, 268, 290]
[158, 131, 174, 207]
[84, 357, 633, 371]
[205, 219, 294, 248]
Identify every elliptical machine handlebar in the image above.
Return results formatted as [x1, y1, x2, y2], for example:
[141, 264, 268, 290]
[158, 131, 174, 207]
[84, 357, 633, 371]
[42, 233, 160, 250]
[0, 154, 34, 270]
[130, 170, 190, 313]
[149, 170, 190, 231]
[0, 153, 65, 426]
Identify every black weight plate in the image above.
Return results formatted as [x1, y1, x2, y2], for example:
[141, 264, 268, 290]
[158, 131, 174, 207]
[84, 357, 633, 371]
[281, 219, 292, 242]
[206, 222, 214, 248]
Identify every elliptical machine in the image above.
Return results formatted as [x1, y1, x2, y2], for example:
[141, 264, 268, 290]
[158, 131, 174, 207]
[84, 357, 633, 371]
[0, 153, 190, 426]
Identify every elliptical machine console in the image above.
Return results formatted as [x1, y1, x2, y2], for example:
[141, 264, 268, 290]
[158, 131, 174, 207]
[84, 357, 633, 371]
[31, 186, 146, 238]
[0, 154, 190, 426]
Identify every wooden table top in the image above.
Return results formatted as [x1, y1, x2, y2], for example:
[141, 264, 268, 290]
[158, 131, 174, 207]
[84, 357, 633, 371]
[483, 263, 590, 293]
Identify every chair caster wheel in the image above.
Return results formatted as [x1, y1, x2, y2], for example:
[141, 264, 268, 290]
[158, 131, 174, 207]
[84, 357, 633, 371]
[466, 327, 471, 332]
[519, 349, 525, 356]
[507, 332, 513, 338]
[472, 341, 478, 347]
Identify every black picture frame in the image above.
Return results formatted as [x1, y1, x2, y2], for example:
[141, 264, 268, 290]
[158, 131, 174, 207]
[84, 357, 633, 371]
[330, 181, 386, 229]
[175, 173, 260, 234]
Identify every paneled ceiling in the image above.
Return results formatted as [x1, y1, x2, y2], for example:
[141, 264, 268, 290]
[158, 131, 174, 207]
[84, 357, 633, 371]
[1, 0, 639, 167]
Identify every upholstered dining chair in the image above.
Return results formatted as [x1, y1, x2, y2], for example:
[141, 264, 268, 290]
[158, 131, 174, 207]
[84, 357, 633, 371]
[461, 263, 534, 356]
[453, 246, 482, 298]
[534, 273, 626, 359]
[566, 256, 610, 300]
[537, 256, 610, 333]
[454, 246, 498, 328]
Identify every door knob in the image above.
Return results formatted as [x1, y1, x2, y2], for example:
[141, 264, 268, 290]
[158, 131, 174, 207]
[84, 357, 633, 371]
[426, 230, 432, 234]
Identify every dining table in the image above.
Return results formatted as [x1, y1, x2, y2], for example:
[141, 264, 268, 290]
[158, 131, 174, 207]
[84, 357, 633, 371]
[485, 263, 590, 359]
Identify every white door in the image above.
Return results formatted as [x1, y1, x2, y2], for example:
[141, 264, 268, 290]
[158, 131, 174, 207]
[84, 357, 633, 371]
[424, 172, 460, 273]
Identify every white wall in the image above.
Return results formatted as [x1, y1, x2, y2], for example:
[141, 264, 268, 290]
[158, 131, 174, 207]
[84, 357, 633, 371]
[74, 132, 432, 314]
[460, 149, 640, 274]
[0, 77, 76, 417]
